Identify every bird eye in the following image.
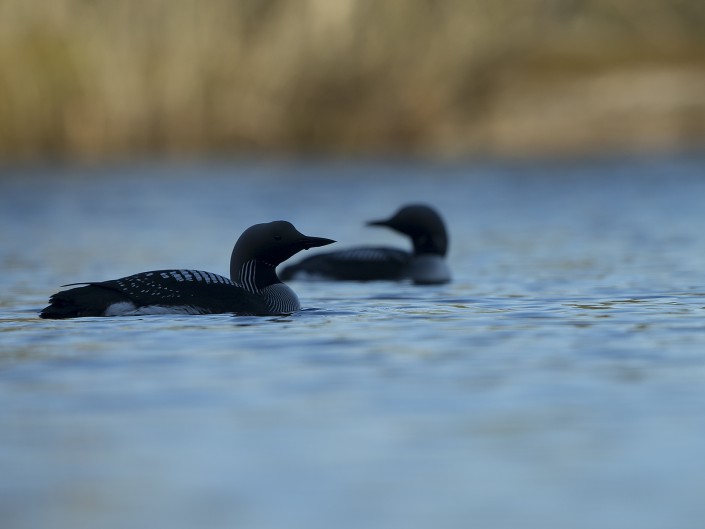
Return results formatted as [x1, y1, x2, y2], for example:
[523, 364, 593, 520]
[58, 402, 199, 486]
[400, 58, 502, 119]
[273, 235, 282, 241]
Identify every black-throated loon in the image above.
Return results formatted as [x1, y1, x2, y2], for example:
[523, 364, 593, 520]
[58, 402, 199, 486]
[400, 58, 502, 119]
[40, 221, 335, 318]
[279, 204, 450, 285]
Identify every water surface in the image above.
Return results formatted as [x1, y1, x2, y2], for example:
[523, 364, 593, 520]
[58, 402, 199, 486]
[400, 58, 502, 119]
[2, 156, 705, 529]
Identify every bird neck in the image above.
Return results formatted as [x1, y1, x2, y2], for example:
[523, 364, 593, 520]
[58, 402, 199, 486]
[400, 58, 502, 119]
[410, 235, 447, 256]
[230, 258, 280, 293]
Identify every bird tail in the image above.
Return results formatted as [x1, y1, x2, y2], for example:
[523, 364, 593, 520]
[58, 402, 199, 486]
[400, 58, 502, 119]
[39, 284, 125, 319]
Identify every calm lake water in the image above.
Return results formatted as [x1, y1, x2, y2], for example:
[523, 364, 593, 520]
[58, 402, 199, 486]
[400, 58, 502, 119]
[2, 155, 705, 529]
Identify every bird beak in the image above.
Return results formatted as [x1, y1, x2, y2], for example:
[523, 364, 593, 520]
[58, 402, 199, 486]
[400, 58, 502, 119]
[300, 236, 336, 250]
[366, 218, 390, 227]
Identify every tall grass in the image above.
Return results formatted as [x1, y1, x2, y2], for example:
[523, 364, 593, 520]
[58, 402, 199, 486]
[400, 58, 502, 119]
[1, 0, 705, 160]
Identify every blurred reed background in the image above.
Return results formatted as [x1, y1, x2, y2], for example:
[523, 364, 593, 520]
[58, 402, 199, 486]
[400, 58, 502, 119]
[1, 0, 705, 161]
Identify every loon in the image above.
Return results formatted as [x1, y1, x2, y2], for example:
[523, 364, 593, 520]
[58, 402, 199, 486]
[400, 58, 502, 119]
[40, 221, 335, 319]
[279, 204, 450, 285]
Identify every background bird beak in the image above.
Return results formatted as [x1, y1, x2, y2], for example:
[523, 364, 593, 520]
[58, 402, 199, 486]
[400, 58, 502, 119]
[366, 218, 390, 227]
[300, 236, 335, 250]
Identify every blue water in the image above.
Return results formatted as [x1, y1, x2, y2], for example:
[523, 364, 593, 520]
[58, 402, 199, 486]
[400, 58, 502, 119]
[2, 156, 705, 529]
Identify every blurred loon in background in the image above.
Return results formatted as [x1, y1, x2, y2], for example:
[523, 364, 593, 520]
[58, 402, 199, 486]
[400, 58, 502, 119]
[279, 204, 450, 285]
[40, 221, 335, 319]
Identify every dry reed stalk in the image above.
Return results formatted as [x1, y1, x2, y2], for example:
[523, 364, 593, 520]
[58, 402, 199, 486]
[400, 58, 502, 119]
[0, 0, 704, 160]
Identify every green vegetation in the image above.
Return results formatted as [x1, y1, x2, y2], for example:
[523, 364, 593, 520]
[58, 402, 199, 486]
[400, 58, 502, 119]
[1, 0, 705, 160]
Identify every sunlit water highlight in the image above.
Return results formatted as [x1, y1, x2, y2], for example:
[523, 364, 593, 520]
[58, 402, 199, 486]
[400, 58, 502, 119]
[2, 156, 705, 529]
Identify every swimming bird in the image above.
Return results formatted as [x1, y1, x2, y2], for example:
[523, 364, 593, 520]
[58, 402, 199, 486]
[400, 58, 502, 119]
[279, 204, 450, 285]
[40, 221, 335, 319]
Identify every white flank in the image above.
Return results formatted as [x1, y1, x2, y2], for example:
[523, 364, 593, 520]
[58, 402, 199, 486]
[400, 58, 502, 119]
[408, 255, 451, 284]
[288, 270, 329, 281]
[103, 301, 204, 316]
[103, 301, 138, 316]
[130, 305, 205, 315]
